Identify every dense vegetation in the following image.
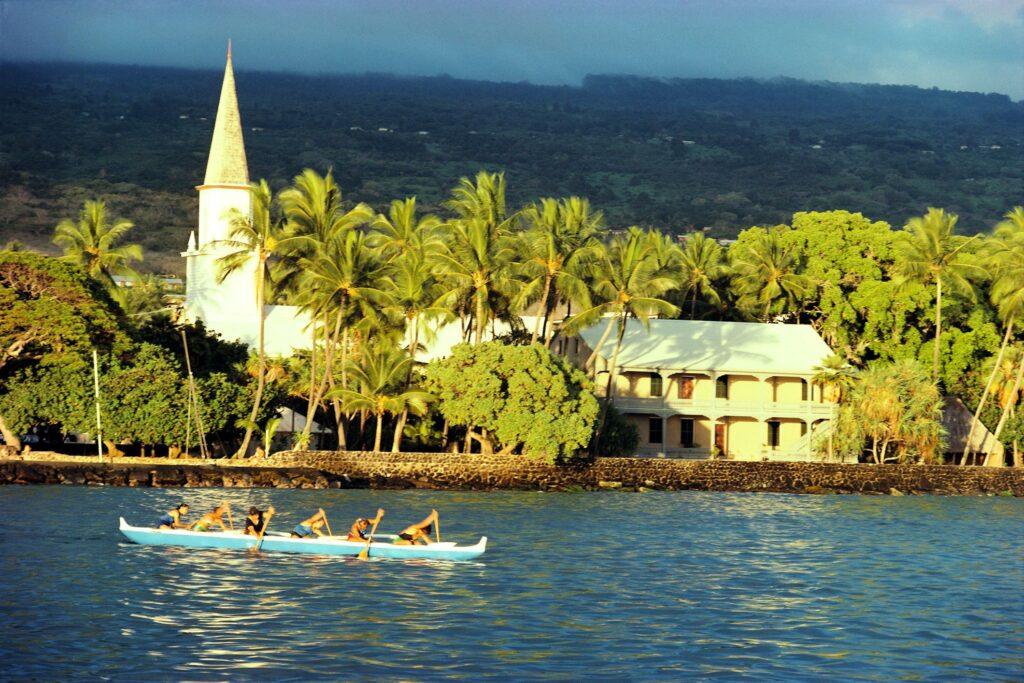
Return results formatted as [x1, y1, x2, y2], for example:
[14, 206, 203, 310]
[1, 63, 1021, 275]
[1, 158, 1021, 464]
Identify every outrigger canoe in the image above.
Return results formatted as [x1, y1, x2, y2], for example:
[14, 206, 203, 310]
[118, 518, 487, 561]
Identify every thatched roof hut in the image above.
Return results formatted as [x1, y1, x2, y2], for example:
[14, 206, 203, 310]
[942, 396, 1005, 464]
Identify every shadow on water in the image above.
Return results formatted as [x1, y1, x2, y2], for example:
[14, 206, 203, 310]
[0, 487, 1021, 679]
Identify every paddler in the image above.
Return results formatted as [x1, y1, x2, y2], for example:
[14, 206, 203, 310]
[290, 508, 328, 538]
[157, 502, 189, 529]
[393, 509, 438, 545]
[189, 502, 232, 532]
[244, 505, 275, 536]
[346, 508, 385, 542]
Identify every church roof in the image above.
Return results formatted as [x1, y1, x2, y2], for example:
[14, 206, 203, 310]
[579, 318, 833, 376]
[203, 43, 249, 186]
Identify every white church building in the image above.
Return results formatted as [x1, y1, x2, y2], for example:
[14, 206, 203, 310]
[181, 45, 312, 355]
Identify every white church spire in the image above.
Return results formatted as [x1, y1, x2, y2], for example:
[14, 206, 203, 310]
[203, 40, 249, 186]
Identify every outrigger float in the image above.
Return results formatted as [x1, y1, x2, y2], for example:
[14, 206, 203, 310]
[118, 518, 487, 561]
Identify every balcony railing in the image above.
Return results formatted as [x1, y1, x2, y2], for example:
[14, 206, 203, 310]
[611, 396, 833, 419]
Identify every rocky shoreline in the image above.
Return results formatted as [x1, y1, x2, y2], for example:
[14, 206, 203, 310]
[1, 451, 1022, 495]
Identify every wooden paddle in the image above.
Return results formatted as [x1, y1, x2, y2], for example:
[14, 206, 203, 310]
[434, 513, 441, 543]
[251, 510, 273, 554]
[323, 513, 333, 538]
[225, 503, 234, 531]
[358, 511, 384, 561]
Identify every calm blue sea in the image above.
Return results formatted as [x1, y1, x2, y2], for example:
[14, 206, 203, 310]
[0, 487, 1020, 680]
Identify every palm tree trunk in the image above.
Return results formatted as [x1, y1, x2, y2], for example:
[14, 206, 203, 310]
[373, 413, 383, 452]
[299, 323, 318, 449]
[827, 401, 835, 462]
[593, 312, 627, 450]
[531, 274, 552, 345]
[584, 315, 617, 375]
[932, 277, 942, 384]
[304, 308, 340, 446]
[391, 320, 420, 453]
[1014, 440, 1021, 468]
[962, 317, 1013, 464]
[235, 263, 266, 458]
[475, 292, 485, 344]
[690, 289, 698, 319]
[0, 412, 21, 451]
[986, 354, 1024, 466]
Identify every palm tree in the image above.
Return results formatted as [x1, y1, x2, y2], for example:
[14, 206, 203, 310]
[445, 170, 518, 238]
[563, 230, 679, 442]
[729, 228, 811, 322]
[217, 180, 310, 457]
[812, 354, 857, 461]
[53, 199, 142, 287]
[330, 345, 432, 453]
[516, 197, 602, 345]
[371, 197, 442, 262]
[679, 232, 726, 318]
[962, 207, 1024, 464]
[278, 168, 373, 244]
[303, 229, 388, 448]
[984, 345, 1024, 467]
[381, 253, 450, 450]
[435, 218, 518, 344]
[893, 208, 984, 383]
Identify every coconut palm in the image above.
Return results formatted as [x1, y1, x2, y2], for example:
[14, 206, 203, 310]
[962, 208, 1024, 464]
[53, 199, 142, 287]
[643, 227, 684, 277]
[516, 196, 603, 345]
[445, 170, 518, 238]
[303, 229, 389, 447]
[729, 228, 811, 322]
[330, 345, 433, 453]
[679, 232, 726, 318]
[371, 197, 442, 262]
[983, 345, 1024, 467]
[278, 168, 373, 244]
[893, 208, 985, 383]
[434, 217, 518, 344]
[812, 354, 857, 461]
[217, 180, 311, 457]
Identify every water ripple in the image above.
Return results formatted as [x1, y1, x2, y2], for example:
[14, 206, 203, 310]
[0, 487, 1021, 680]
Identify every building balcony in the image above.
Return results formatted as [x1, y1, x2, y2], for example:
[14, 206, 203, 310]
[611, 396, 834, 420]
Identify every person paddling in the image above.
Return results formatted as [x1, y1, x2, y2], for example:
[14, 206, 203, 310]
[347, 508, 385, 542]
[157, 503, 189, 529]
[244, 506, 275, 536]
[190, 502, 232, 532]
[290, 508, 328, 538]
[393, 509, 438, 545]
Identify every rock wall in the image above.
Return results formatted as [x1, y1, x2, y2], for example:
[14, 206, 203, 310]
[1, 451, 1022, 495]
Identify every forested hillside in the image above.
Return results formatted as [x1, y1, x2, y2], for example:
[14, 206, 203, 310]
[1, 62, 1021, 274]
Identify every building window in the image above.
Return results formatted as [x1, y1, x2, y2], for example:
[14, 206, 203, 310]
[680, 419, 695, 447]
[801, 379, 808, 401]
[800, 422, 808, 437]
[648, 417, 663, 444]
[716, 376, 729, 399]
[678, 376, 694, 399]
[650, 374, 663, 397]
[768, 421, 780, 449]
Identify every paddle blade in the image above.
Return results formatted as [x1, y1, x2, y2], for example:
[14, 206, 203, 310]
[357, 546, 369, 560]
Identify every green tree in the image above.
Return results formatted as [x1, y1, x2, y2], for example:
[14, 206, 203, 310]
[964, 207, 1024, 464]
[516, 196, 602, 345]
[424, 342, 599, 461]
[834, 359, 944, 464]
[811, 354, 857, 461]
[217, 180, 310, 457]
[0, 250, 130, 448]
[893, 208, 985, 383]
[52, 199, 142, 288]
[729, 226, 811, 321]
[678, 232, 726, 318]
[330, 345, 432, 452]
[371, 197, 442, 262]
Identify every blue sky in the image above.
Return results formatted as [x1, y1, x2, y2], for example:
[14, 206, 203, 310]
[2, 0, 1022, 98]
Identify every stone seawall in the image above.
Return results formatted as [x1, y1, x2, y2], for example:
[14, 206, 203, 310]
[1, 451, 1022, 495]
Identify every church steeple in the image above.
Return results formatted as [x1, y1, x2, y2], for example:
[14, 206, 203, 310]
[203, 41, 249, 186]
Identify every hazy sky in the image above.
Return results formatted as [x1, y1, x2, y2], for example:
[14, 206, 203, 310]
[2, 0, 1022, 98]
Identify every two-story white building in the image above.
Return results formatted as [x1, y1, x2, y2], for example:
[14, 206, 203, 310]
[563, 319, 847, 462]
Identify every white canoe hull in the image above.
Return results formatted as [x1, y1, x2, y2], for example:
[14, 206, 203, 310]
[118, 518, 487, 561]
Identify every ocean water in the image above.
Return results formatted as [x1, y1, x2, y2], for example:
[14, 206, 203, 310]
[0, 486, 1020, 680]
